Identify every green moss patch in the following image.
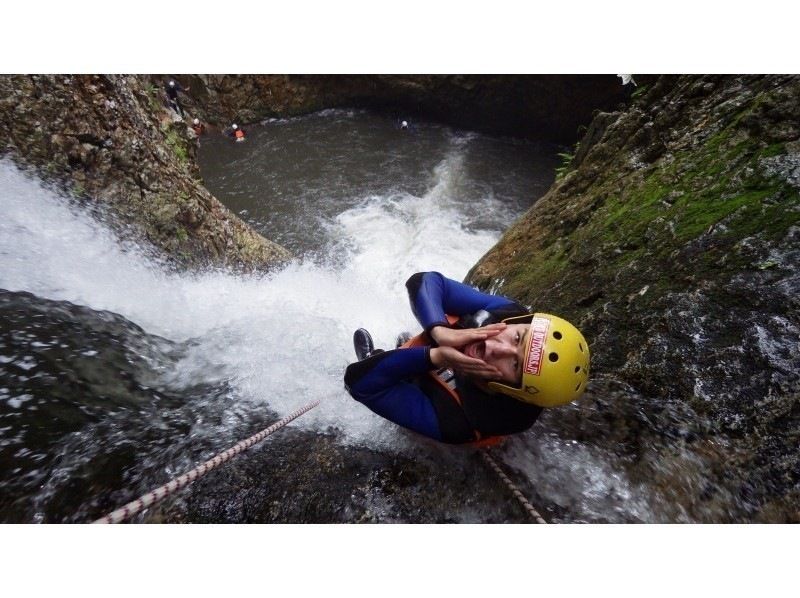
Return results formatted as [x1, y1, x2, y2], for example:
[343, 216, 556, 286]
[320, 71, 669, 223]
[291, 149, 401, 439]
[163, 127, 189, 165]
[476, 79, 800, 322]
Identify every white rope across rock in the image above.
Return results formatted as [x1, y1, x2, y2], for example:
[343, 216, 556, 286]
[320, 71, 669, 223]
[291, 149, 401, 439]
[481, 450, 547, 524]
[93, 400, 321, 524]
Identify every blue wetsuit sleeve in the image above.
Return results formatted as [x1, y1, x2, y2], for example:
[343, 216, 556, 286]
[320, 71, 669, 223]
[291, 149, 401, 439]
[344, 347, 442, 441]
[405, 271, 516, 333]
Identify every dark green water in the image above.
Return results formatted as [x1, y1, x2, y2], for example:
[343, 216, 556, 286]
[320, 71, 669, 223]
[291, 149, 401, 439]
[198, 109, 559, 258]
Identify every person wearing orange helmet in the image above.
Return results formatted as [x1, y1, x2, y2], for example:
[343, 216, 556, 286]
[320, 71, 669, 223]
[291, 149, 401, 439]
[344, 271, 590, 444]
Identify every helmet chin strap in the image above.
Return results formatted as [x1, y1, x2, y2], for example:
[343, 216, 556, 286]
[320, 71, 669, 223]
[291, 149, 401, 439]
[471, 376, 514, 395]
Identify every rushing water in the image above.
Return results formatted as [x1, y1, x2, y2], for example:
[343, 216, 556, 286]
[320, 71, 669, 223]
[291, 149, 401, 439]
[0, 112, 565, 522]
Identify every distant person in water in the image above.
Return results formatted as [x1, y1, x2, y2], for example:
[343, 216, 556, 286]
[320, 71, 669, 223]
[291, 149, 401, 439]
[165, 80, 186, 118]
[192, 118, 206, 136]
[227, 123, 246, 142]
[344, 272, 591, 445]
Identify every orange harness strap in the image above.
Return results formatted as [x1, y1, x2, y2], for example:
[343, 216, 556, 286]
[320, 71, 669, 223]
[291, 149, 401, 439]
[399, 318, 504, 447]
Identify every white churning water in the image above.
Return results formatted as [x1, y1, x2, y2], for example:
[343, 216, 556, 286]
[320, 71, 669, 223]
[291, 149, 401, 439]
[0, 157, 499, 452]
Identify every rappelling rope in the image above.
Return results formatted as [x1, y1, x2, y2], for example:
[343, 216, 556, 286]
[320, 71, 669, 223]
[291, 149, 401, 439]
[93, 399, 321, 524]
[481, 450, 547, 524]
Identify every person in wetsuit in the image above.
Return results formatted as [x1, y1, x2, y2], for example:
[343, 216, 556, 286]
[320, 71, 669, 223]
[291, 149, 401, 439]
[344, 271, 590, 444]
[165, 80, 186, 117]
[192, 118, 205, 136]
[227, 123, 246, 141]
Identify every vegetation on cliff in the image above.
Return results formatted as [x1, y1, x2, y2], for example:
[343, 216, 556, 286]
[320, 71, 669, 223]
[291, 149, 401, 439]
[469, 75, 800, 520]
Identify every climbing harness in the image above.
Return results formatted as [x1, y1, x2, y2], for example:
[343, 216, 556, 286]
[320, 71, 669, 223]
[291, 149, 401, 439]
[398, 322, 502, 445]
[93, 400, 321, 524]
[481, 449, 547, 524]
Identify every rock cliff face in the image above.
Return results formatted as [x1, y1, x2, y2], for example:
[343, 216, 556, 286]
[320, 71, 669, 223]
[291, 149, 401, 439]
[469, 75, 800, 520]
[0, 75, 291, 270]
[170, 74, 627, 142]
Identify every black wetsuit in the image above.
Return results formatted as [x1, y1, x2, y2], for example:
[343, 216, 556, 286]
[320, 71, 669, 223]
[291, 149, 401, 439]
[165, 82, 185, 116]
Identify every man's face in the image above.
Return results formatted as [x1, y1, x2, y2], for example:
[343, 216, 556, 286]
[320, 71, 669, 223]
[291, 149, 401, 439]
[462, 323, 530, 385]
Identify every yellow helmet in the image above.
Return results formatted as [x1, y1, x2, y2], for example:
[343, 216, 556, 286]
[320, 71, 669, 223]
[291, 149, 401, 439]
[487, 313, 590, 407]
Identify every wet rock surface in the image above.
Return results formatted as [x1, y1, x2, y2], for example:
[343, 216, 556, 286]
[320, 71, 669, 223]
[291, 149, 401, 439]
[0, 289, 224, 522]
[147, 430, 548, 524]
[468, 75, 800, 521]
[0, 75, 290, 271]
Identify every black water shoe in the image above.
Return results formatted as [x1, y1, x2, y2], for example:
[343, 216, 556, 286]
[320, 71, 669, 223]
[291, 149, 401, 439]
[353, 328, 375, 361]
[395, 332, 412, 347]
